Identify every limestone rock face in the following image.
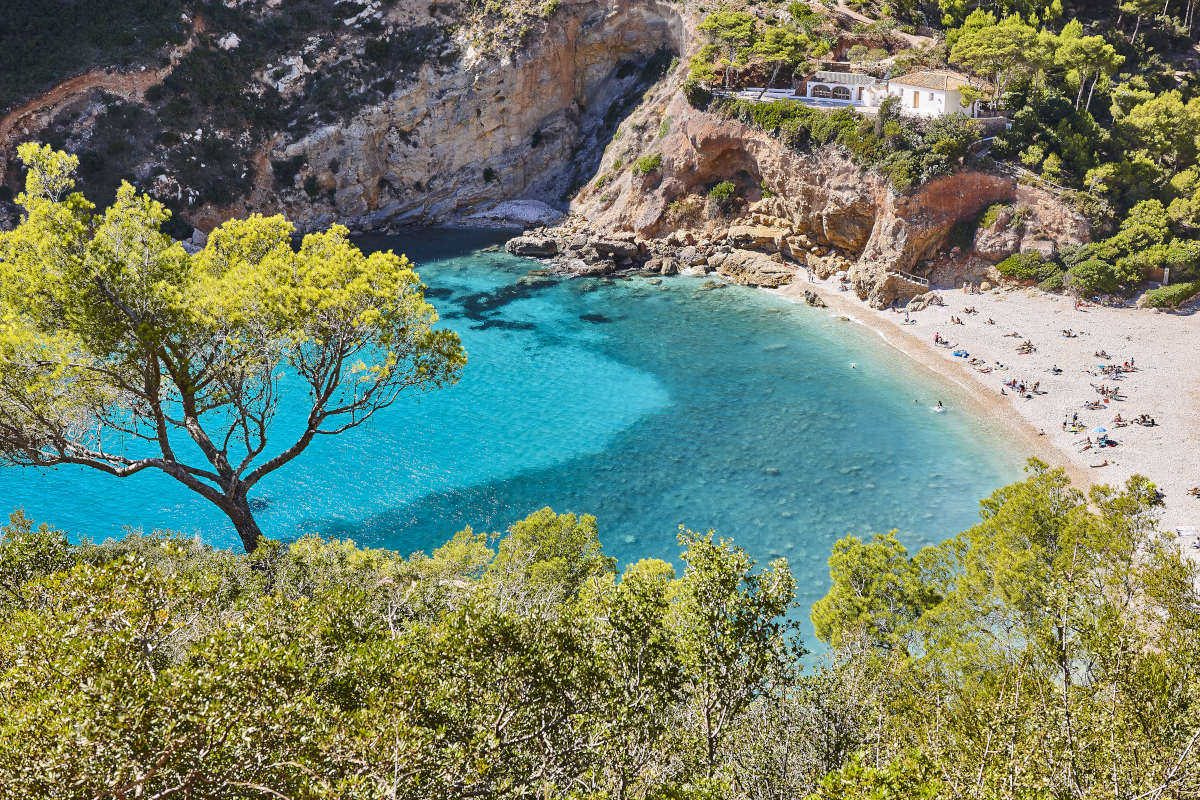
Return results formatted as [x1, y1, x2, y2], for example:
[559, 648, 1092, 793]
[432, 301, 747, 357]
[466, 200, 565, 229]
[565, 92, 1086, 304]
[274, 0, 684, 231]
[803, 289, 825, 307]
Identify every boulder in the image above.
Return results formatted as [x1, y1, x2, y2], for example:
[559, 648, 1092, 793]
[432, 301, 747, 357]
[803, 290, 826, 308]
[726, 224, 786, 252]
[564, 257, 616, 276]
[713, 249, 797, 288]
[906, 291, 944, 312]
[679, 245, 707, 266]
[590, 237, 639, 260]
[506, 236, 558, 257]
[660, 257, 679, 276]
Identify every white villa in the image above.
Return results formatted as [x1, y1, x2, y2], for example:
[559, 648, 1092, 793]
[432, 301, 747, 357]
[788, 68, 988, 118]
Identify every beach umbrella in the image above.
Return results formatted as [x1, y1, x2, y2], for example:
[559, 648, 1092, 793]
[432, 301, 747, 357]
[1092, 427, 1107, 435]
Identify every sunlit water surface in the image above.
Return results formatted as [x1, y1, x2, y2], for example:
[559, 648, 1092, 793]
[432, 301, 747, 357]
[0, 230, 1022, 635]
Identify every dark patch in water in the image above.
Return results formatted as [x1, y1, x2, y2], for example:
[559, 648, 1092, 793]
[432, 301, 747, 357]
[423, 286, 455, 300]
[457, 278, 554, 320]
[248, 497, 271, 512]
[472, 318, 537, 331]
[580, 313, 613, 324]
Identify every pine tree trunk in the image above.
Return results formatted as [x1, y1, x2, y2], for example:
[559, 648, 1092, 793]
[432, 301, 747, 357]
[1132, 14, 1142, 42]
[757, 62, 783, 100]
[224, 493, 264, 553]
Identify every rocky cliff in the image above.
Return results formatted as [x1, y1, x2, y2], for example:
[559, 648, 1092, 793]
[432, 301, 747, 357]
[520, 75, 1089, 306]
[269, 0, 684, 231]
[1, 0, 683, 233]
[1, 0, 1088, 303]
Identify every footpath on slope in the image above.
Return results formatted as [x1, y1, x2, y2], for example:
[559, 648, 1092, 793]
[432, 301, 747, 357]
[0, 16, 206, 185]
[774, 273, 1200, 539]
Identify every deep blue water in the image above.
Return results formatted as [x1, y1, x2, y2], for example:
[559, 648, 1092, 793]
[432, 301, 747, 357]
[0, 229, 1021, 629]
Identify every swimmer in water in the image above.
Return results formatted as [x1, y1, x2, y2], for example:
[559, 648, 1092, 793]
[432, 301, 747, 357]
[850, 363, 857, 369]
[936, 401, 943, 409]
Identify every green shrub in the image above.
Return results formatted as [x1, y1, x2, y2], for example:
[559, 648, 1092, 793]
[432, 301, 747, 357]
[1037, 270, 1065, 292]
[1141, 280, 1200, 308]
[632, 154, 663, 175]
[1066, 258, 1134, 295]
[681, 79, 713, 108]
[709, 181, 736, 201]
[980, 203, 1011, 229]
[708, 180, 737, 212]
[997, 252, 1056, 282]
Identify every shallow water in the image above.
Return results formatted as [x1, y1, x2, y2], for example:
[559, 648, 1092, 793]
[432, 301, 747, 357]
[0, 229, 1021, 635]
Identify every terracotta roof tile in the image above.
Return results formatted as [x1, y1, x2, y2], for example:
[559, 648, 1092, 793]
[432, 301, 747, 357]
[889, 69, 976, 91]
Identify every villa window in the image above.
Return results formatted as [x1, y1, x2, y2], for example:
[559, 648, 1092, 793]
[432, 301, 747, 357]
[832, 86, 851, 100]
[811, 85, 832, 99]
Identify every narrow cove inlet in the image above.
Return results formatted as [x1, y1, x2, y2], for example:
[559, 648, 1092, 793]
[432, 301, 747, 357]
[0, 229, 1020, 627]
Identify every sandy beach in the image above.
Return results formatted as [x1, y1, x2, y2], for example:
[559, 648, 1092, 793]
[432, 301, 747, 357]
[774, 275, 1200, 537]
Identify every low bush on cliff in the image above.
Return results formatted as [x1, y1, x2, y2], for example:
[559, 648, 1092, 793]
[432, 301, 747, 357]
[632, 153, 663, 175]
[996, 251, 1056, 282]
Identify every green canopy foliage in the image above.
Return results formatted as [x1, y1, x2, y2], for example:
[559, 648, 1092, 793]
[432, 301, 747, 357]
[0, 145, 466, 553]
[3, 462, 1199, 797]
[0, 508, 801, 799]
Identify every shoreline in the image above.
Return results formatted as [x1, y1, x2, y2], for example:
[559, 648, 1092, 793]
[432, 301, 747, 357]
[770, 274, 1200, 535]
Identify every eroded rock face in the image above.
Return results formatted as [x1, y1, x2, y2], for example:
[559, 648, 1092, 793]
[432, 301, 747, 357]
[275, 0, 684, 231]
[974, 185, 1091, 262]
[564, 92, 1084, 306]
[850, 171, 1015, 305]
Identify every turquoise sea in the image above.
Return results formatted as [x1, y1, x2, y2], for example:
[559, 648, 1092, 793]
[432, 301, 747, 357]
[0, 230, 1022, 629]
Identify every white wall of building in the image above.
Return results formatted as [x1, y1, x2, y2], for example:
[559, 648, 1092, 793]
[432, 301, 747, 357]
[797, 76, 982, 118]
[886, 84, 976, 118]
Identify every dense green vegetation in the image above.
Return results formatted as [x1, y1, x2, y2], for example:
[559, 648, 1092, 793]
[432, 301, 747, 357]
[0, 146, 465, 553]
[1, 460, 1196, 798]
[686, 1, 1200, 297]
[0, 0, 188, 111]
